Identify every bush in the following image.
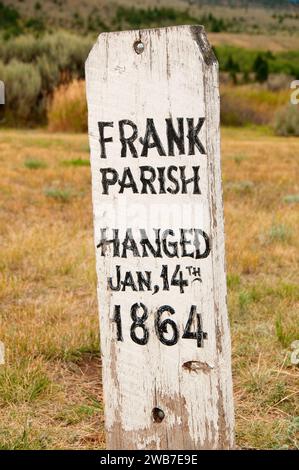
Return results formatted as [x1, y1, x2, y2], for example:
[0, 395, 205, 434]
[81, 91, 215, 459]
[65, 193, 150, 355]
[267, 73, 294, 92]
[221, 92, 261, 126]
[220, 85, 288, 126]
[0, 60, 42, 124]
[0, 32, 93, 126]
[0, 32, 92, 78]
[47, 80, 87, 133]
[273, 105, 299, 136]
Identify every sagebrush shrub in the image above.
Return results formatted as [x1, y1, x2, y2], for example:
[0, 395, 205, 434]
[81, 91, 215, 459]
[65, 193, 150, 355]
[47, 80, 87, 133]
[0, 59, 42, 123]
[0, 32, 93, 125]
[274, 105, 299, 136]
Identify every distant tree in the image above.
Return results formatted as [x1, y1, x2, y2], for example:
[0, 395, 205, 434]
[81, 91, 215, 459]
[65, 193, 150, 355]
[225, 55, 240, 83]
[225, 55, 240, 73]
[253, 54, 269, 83]
[243, 70, 250, 83]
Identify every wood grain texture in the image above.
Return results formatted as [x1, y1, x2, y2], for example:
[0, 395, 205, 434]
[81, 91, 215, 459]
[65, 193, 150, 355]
[86, 25, 235, 450]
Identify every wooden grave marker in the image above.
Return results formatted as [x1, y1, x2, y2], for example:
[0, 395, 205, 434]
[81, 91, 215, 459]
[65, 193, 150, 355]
[85, 25, 234, 450]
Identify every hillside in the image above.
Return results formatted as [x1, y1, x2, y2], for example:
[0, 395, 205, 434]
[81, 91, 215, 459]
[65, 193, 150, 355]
[1, 0, 299, 36]
[190, 0, 298, 7]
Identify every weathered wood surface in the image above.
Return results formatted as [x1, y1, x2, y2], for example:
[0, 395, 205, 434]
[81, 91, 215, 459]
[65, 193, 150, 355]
[86, 25, 234, 450]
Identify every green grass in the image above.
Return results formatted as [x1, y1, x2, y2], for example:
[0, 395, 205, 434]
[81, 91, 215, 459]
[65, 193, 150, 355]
[244, 366, 271, 394]
[57, 342, 100, 363]
[227, 273, 241, 290]
[0, 427, 50, 450]
[225, 180, 255, 194]
[285, 417, 299, 450]
[275, 314, 299, 348]
[56, 403, 101, 425]
[268, 223, 292, 243]
[236, 419, 293, 450]
[233, 153, 248, 165]
[24, 159, 47, 169]
[62, 158, 90, 167]
[283, 194, 299, 204]
[44, 187, 73, 202]
[0, 361, 51, 405]
[273, 283, 299, 301]
[238, 290, 254, 316]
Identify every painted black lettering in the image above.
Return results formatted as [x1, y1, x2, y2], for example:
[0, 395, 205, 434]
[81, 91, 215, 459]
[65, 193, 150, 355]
[194, 229, 211, 259]
[121, 271, 138, 291]
[187, 118, 206, 155]
[96, 228, 120, 257]
[140, 118, 166, 157]
[140, 228, 162, 258]
[137, 271, 152, 291]
[180, 229, 194, 257]
[162, 229, 179, 257]
[119, 167, 138, 193]
[119, 119, 138, 158]
[180, 166, 201, 194]
[108, 265, 121, 291]
[100, 168, 118, 195]
[140, 166, 157, 194]
[130, 303, 149, 346]
[157, 167, 166, 194]
[167, 165, 180, 194]
[121, 229, 140, 258]
[98, 121, 113, 158]
[166, 117, 185, 156]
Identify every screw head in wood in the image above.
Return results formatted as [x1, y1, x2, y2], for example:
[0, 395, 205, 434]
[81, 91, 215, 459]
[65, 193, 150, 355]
[152, 407, 165, 423]
[134, 41, 144, 54]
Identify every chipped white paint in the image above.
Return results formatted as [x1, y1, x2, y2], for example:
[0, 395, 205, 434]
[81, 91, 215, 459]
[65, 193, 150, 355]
[86, 25, 234, 450]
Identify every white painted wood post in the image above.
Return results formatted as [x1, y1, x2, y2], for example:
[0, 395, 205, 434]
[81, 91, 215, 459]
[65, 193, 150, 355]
[86, 25, 234, 450]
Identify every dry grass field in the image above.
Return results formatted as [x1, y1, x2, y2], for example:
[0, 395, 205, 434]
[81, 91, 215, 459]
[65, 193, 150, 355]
[0, 127, 298, 449]
[209, 33, 299, 52]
